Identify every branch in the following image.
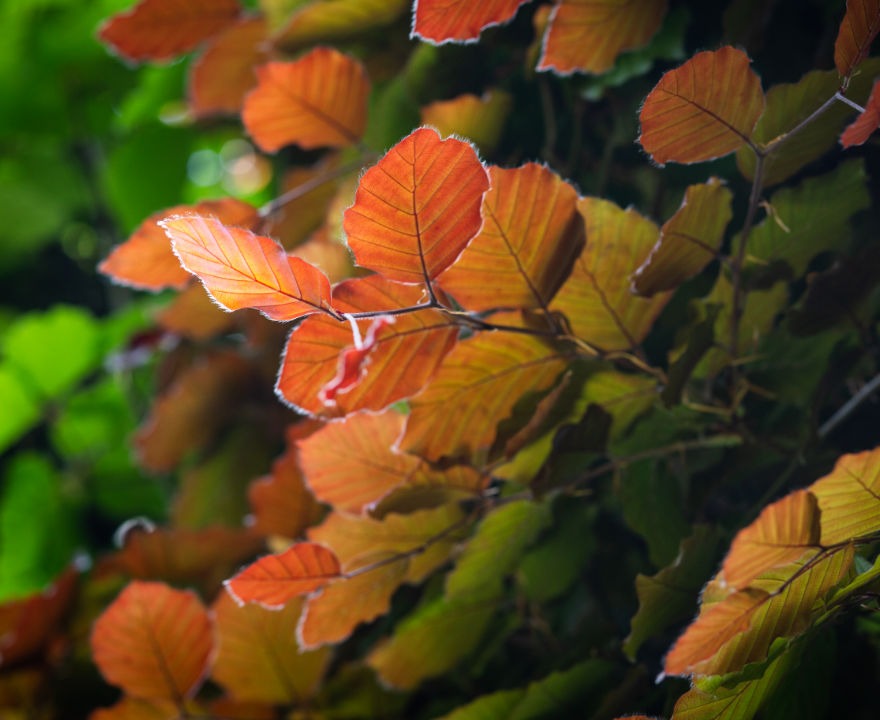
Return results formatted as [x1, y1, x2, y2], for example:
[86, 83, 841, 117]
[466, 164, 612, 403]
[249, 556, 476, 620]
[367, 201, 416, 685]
[819, 373, 880, 439]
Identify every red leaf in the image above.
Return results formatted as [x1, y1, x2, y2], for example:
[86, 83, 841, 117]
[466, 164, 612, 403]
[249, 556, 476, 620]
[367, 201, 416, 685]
[98, 0, 241, 62]
[163, 214, 336, 321]
[639, 46, 765, 165]
[319, 315, 397, 405]
[841, 78, 880, 147]
[275, 0, 409, 48]
[411, 0, 531, 43]
[90, 581, 212, 700]
[343, 127, 490, 284]
[835, 0, 880, 78]
[224, 543, 342, 609]
[242, 49, 369, 152]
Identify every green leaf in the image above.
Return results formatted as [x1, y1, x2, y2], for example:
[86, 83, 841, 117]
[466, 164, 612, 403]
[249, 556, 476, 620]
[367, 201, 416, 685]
[0, 365, 41, 453]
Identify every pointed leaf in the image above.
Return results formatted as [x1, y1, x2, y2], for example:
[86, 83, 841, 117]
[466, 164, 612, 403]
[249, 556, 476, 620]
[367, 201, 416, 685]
[639, 46, 764, 164]
[275, 0, 409, 48]
[437, 163, 584, 311]
[224, 543, 342, 609]
[344, 127, 489, 284]
[242, 49, 369, 152]
[834, 0, 880, 78]
[421, 90, 513, 154]
[632, 178, 733, 297]
[412, 0, 531, 43]
[90, 581, 212, 700]
[810, 446, 880, 545]
[841, 78, 880, 146]
[163, 214, 335, 321]
[538, 0, 668, 75]
[98, 0, 241, 62]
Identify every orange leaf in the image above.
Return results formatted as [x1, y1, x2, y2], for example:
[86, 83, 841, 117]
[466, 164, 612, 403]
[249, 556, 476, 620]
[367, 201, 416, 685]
[98, 0, 241, 62]
[189, 18, 270, 117]
[631, 178, 733, 297]
[411, 0, 531, 43]
[276, 275, 458, 417]
[344, 127, 489, 284]
[90, 581, 212, 700]
[841, 78, 880, 147]
[242, 49, 369, 152]
[421, 90, 513, 154]
[99, 199, 257, 292]
[437, 163, 584, 311]
[224, 543, 342, 609]
[835, 0, 880, 78]
[156, 283, 235, 340]
[810, 446, 880, 545]
[538, 0, 668, 75]
[211, 593, 330, 704]
[163, 214, 336, 321]
[274, 0, 409, 49]
[551, 198, 670, 351]
[639, 46, 764, 165]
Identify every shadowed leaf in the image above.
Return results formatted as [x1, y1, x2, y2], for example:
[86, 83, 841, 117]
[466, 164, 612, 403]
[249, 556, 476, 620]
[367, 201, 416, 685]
[834, 0, 880, 78]
[275, 0, 408, 48]
[421, 91, 512, 154]
[841, 78, 880, 146]
[90, 698, 179, 720]
[412, 0, 530, 43]
[156, 283, 235, 340]
[810, 446, 880, 545]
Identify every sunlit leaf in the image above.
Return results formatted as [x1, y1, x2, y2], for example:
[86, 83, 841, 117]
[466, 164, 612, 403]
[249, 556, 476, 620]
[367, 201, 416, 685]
[100, 199, 258, 292]
[841, 78, 880, 146]
[98, 0, 241, 62]
[538, 0, 668, 75]
[639, 46, 764, 164]
[551, 197, 670, 351]
[437, 163, 584, 311]
[344, 127, 489, 284]
[164, 214, 335, 321]
[275, 0, 409, 49]
[411, 0, 531, 43]
[242, 49, 369, 152]
[632, 178, 733, 297]
[834, 0, 880, 78]
[810, 446, 880, 545]
[211, 592, 330, 704]
[90, 581, 212, 700]
[224, 543, 342, 609]
[421, 90, 513, 154]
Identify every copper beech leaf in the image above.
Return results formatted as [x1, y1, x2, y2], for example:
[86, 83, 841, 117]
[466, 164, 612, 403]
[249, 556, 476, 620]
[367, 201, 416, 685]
[343, 127, 489, 285]
[242, 48, 369, 152]
[810, 446, 880, 545]
[841, 78, 880, 147]
[156, 283, 235, 340]
[538, 0, 668, 75]
[411, 0, 531, 43]
[437, 163, 584, 311]
[99, 199, 257, 292]
[632, 178, 733, 297]
[834, 0, 880, 78]
[639, 46, 764, 165]
[224, 543, 342, 609]
[98, 0, 241, 62]
[421, 91, 513, 154]
[551, 197, 670, 351]
[163, 214, 336, 321]
[275, 0, 409, 49]
[90, 581, 212, 700]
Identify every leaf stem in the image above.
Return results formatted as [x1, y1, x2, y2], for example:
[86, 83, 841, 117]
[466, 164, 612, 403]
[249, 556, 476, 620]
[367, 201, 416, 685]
[818, 372, 880, 439]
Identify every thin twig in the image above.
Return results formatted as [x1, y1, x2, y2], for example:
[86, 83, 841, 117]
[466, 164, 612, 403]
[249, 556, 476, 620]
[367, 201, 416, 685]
[819, 373, 880, 439]
[258, 158, 366, 219]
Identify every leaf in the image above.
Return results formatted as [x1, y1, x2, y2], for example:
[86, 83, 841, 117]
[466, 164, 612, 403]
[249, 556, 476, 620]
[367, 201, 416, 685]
[156, 283, 235, 340]
[834, 0, 880, 78]
[98, 0, 241, 62]
[809, 446, 880, 545]
[224, 543, 342, 609]
[538, 0, 668, 75]
[242, 49, 370, 152]
[841, 78, 880, 146]
[632, 178, 733, 297]
[401, 330, 569, 462]
[188, 18, 270, 117]
[421, 90, 513, 154]
[90, 581, 212, 700]
[550, 197, 670, 351]
[436, 163, 585, 311]
[100, 199, 259, 292]
[343, 127, 489, 284]
[211, 592, 330, 704]
[275, 275, 458, 417]
[639, 46, 764, 165]
[0, 366, 40, 454]
[275, 0, 409, 49]
[90, 697, 179, 720]
[163, 214, 335, 321]
[411, 0, 531, 43]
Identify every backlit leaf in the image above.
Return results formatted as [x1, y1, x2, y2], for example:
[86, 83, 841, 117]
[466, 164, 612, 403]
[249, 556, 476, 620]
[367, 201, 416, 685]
[841, 78, 880, 146]
[538, 0, 668, 75]
[411, 0, 531, 43]
[98, 0, 241, 62]
[343, 127, 489, 284]
[275, 0, 409, 49]
[834, 0, 880, 78]
[224, 543, 342, 609]
[551, 197, 670, 351]
[639, 46, 764, 164]
[632, 178, 733, 297]
[90, 581, 212, 700]
[164, 214, 335, 321]
[437, 163, 584, 311]
[810, 446, 880, 545]
[421, 90, 513, 154]
[242, 49, 369, 152]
